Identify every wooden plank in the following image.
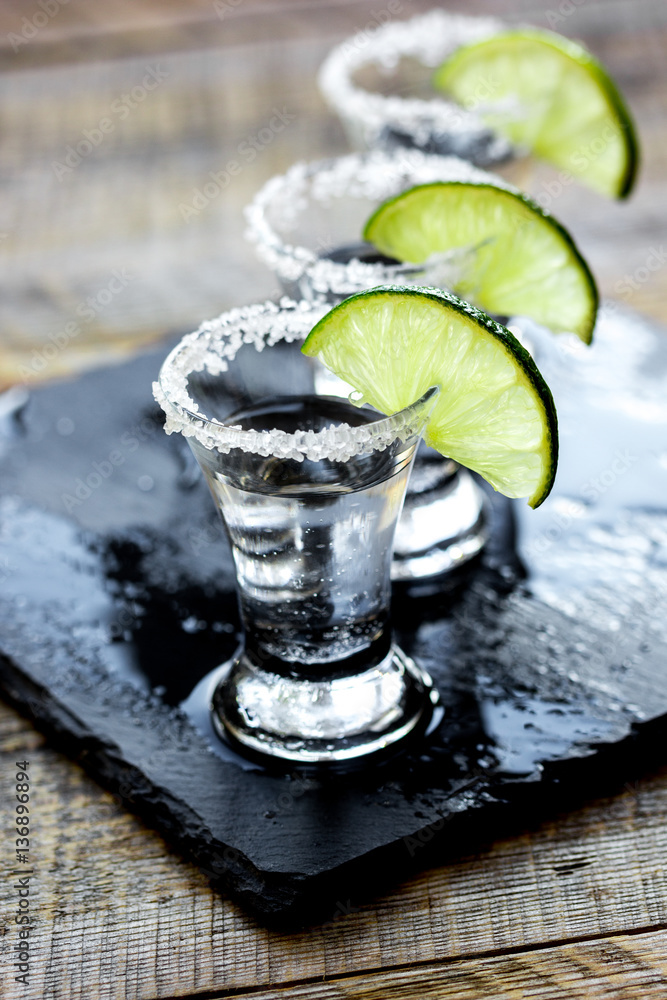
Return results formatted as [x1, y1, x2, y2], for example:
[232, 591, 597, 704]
[0, 0, 527, 72]
[210, 930, 667, 999]
[1, 2, 667, 998]
[2, 699, 667, 999]
[1, 7, 666, 391]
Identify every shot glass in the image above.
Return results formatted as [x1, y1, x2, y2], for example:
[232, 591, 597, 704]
[317, 8, 511, 167]
[154, 298, 439, 764]
[244, 148, 492, 580]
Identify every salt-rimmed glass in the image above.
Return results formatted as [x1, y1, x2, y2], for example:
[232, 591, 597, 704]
[244, 147, 493, 580]
[153, 298, 439, 764]
[318, 9, 511, 166]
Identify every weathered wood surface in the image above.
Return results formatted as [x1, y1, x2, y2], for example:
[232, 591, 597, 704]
[1, 0, 667, 997]
[2, 700, 667, 999]
[0, 0, 666, 390]
[216, 931, 667, 999]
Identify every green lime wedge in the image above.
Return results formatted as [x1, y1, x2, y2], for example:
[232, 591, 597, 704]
[363, 181, 598, 343]
[302, 286, 558, 508]
[433, 28, 639, 199]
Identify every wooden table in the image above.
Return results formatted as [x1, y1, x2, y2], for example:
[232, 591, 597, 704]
[1, 2, 667, 996]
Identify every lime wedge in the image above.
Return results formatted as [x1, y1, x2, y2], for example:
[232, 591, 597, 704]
[433, 28, 639, 199]
[302, 286, 558, 508]
[363, 181, 598, 343]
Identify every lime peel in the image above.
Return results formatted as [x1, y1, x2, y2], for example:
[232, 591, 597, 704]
[303, 285, 558, 508]
[433, 27, 639, 200]
[363, 180, 598, 343]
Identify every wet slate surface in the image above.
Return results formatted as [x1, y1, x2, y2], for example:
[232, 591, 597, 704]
[1, 309, 667, 923]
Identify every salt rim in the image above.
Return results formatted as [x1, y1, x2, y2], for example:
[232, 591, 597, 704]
[317, 9, 509, 157]
[152, 297, 437, 463]
[244, 147, 517, 295]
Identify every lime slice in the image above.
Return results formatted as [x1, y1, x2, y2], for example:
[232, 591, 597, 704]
[433, 28, 639, 199]
[302, 286, 558, 508]
[363, 181, 598, 343]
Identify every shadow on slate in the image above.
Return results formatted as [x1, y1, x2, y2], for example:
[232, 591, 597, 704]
[1, 344, 667, 926]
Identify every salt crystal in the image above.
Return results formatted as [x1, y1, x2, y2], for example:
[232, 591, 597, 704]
[317, 11, 511, 160]
[244, 148, 516, 298]
[153, 299, 437, 463]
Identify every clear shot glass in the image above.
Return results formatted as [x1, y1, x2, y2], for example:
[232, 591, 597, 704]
[317, 9, 511, 167]
[154, 298, 439, 765]
[244, 148, 492, 581]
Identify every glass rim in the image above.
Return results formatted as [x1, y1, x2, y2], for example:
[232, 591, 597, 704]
[153, 297, 439, 463]
[317, 9, 508, 148]
[243, 147, 511, 293]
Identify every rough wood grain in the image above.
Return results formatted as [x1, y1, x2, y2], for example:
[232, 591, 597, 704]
[1, 1, 667, 998]
[0, 0, 666, 390]
[2, 700, 667, 1000]
[213, 931, 667, 999]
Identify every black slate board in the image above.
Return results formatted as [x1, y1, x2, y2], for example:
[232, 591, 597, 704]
[1, 306, 667, 924]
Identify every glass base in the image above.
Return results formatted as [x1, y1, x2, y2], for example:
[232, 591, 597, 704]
[211, 645, 436, 764]
[392, 459, 489, 582]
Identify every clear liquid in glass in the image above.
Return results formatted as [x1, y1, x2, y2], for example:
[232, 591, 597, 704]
[196, 395, 413, 676]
